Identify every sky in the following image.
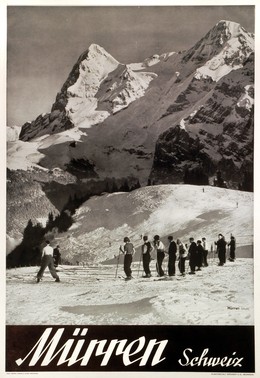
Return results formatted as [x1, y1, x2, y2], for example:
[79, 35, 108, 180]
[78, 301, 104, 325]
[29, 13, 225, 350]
[7, 5, 255, 126]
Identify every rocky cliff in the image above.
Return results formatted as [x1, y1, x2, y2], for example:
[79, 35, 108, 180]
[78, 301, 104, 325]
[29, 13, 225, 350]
[150, 52, 254, 188]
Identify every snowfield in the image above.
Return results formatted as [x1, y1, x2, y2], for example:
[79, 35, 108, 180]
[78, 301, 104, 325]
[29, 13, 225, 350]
[59, 185, 253, 265]
[6, 257, 253, 325]
[6, 184, 254, 326]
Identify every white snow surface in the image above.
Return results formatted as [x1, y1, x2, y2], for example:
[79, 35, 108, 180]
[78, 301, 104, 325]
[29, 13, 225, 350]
[180, 119, 186, 129]
[128, 52, 176, 71]
[6, 258, 253, 325]
[110, 68, 157, 114]
[7, 128, 86, 170]
[6, 184, 254, 325]
[7, 140, 46, 170]
[67, 44, 119, 98]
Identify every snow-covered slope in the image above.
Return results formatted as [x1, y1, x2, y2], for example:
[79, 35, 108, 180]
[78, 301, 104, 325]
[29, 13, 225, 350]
[128, 51, 176, 70]
[63, 44, 156, 126]
[6, 184, 253, 326]
[57, 185, 253, 264]
[6, 258, 254, 325]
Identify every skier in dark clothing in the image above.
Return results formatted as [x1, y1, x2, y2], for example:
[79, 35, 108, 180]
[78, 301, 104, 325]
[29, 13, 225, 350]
[196, 240, 204, 270]
[228, 235, 236, 261]
[188, 237, 197, 274]
[53, 245, 61, 268]
[141, 236, 153, 277]
[120, 237, 135, 280]
[177, 239, 187, 275]
[167, 236, 177, 276]
[215, 234, 227, 266]
[153, 235, 165, 277]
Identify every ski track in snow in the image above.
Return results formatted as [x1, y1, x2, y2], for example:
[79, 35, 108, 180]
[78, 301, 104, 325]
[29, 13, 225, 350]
[6, 258, 253, 326]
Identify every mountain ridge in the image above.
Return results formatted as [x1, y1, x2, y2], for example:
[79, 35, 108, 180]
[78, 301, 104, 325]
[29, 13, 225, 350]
[7, 20, 254, 249]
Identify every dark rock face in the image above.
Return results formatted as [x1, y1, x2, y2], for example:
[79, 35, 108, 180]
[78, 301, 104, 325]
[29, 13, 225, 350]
[19, 112, 73, 141]
[65, 158, 98, 179]
[19, 51, 91, 141]
[7, 168, 64, 238]
[150, 54, 254, 189]
[150, 126, 215, 185]
[52, 50, 90, 112]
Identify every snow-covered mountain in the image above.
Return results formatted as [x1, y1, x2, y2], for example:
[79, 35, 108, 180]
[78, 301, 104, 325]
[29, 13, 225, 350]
[19, 43, 157, 140]
[14, 20, 254, 187]
[50, 184, 253, 264]
[7, 20, 254, 248]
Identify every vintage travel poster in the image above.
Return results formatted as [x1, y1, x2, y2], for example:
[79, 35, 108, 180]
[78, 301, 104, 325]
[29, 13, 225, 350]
[2, 1, 259, 377]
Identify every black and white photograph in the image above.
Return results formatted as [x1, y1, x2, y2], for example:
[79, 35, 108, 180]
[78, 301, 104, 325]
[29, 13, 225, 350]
[3, 1, 259, 376]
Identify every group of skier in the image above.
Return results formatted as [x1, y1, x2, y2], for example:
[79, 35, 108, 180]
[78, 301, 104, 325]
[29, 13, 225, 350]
[119, 233, 236, 280]
[35, 233, 236, 283]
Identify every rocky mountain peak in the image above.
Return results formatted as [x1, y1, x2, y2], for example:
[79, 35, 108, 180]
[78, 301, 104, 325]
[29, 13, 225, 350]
[215, 20, 254, 40]
[199, 20, 254, 51]
[87, 43, 113, 56]
[182, 20, 254, 83]
[65, 44, 119, 99]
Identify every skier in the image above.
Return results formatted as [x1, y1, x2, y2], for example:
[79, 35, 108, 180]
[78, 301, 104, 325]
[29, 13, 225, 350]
[228, 235, 236, 261]
[188, 237, 197, 274]
[176, 239, 187, 276]
[215, 234, 227, 266]
[141, 236, 153, 277]
[53, 245, 61, 268]
[153, 235, 165, 277]
[120, 237, 135, 280]
[167, 236, 177, 277]
[196, 240, 204, 270]
[202, 237, 208, 266]
[36, 240, 60, 283]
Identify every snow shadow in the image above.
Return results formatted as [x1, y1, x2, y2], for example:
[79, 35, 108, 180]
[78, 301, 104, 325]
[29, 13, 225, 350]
[196, 209, 225, 221]
[61, 296, 156, 323]
[165, 209, 228, 241]
[236, 245, 253, 258]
